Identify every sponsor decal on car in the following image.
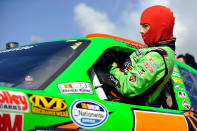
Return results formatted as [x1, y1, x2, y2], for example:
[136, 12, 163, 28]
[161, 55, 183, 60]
[133, 110, 188, 131]
[174, 84, 185, 90]
[0, 113, 23, 131]
[58, 82, 93, 94]
[70, 100, 108, 128]
[66, 40, 77, 42]
[125, 42, 142, 49]
[138, 69, 145, 76]
[172, 77, 183, 84]
[178, 91, 187, 98]
[0, 90, 29, 113]
[147, 56, 160, 69]
[172, 72, 180, 77]
[143, 61, 154, 72]
[128, 75, 137, 83]
[182, 99, 191, 110]
[173, 67, 179, 72]
[29, 94, 68, 117]
[71, 42, 83, 50]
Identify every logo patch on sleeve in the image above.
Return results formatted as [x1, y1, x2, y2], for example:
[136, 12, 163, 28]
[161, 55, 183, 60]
[147, 56, 160, 69]
[143, 61, 154, 72]
[138, 69, 145, 76]
[128, 75, 137, 83]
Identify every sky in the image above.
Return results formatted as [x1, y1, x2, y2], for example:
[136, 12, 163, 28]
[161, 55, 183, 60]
[0, 0, 197, 59]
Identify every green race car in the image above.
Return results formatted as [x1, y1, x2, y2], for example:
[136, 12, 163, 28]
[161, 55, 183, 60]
[0, 33, 197, 131]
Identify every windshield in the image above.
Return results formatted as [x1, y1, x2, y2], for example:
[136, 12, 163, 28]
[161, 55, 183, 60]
[0, 40, 89, 90]
[178, 66, 197, 110]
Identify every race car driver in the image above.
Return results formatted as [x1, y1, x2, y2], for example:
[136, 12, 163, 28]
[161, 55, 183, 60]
[108, 5, 176, 106]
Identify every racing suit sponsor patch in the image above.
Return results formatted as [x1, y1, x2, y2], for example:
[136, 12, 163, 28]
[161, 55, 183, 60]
[70, 100, 108, 128]
[0, 90, 29, 113]
[135, 50, 142, 56]
[128, 75, 137, 83]
[138, 69, 145, 76]
[127, 65, 134, 72]
[58, 82, 93, 94]
[143, 61, 154, 72]
[147, 56, 160, 69]
[109, 75, 120, 87]
[122, 59, 133, 72]
[133, 57, 138, 63]
[0, 113, 24, 131]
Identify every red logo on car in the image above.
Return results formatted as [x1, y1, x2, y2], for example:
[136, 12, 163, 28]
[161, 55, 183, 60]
[0, 90, 29, 113]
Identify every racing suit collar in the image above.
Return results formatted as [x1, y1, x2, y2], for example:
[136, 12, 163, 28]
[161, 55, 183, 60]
[148, 38, 176, 51]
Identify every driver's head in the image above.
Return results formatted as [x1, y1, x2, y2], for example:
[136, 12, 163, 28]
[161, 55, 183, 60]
[140, 5, 175, 45]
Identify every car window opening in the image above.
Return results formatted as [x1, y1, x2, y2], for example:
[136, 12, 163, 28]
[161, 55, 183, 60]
[151, 80, 178, 109]
[89, 48, 178, 109]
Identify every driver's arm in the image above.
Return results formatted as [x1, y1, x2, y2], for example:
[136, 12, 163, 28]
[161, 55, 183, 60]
[109, 51, 165, 98]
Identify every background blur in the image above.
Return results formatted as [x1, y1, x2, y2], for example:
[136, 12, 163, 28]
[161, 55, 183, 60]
[0, 0, 196, 59]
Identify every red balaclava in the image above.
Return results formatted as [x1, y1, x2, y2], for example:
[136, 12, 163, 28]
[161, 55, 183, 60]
[140, 5, 175, 45]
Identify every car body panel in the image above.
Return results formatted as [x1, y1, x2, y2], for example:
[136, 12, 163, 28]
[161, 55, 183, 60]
[0, 33, 197, 130]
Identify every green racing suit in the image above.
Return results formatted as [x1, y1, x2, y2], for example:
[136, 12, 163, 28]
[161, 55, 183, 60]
[109, 39, 175, 105]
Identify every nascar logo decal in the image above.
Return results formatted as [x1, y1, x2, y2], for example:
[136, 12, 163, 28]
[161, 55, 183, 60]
[29, 94, 68, 117]
[58, 82, 93, 94]
[0, 90, 29, 113]
[70, 100, 108, 128]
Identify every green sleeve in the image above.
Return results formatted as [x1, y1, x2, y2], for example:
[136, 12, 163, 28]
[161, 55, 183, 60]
[109, 51, 166, 97]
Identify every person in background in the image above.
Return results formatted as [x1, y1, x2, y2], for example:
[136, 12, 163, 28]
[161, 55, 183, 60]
[177, 53, 197, 70]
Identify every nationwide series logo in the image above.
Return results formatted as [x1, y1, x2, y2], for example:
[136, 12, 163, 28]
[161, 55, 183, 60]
[0, 90, 29, 113]
[29, 95, 68, 117]
[70, 100, 108, 128]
